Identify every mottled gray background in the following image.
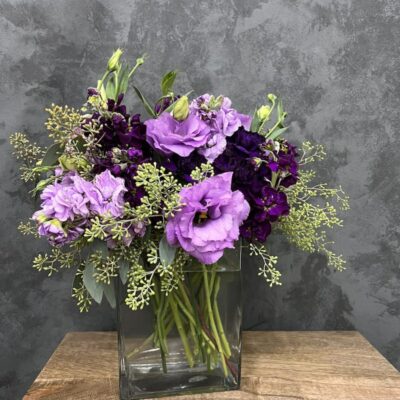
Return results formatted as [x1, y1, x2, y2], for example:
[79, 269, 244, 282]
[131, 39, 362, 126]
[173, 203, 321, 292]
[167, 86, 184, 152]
[1, 0, 399, 398]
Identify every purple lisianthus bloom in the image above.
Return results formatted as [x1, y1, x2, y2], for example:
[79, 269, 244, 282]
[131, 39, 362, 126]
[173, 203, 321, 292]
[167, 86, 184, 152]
[190, 94, 252, 162]
[166, 172, 250, 264]
[145, 112, 211, 157]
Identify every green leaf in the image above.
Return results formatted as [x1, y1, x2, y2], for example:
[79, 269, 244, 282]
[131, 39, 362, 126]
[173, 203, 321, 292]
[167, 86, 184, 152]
[119, 259, 130, 285]
[42, 143, 63, 166]
[133, 86, 156, 117]
[103, 280, 116, 308]
[159, 235, 176, 267]
[266, 127, 288, 141]
[83, 261, 103, 304]
[161, 70, 177, 96]
[106, 75, 116, 100]
[250, 107, 261, 132]
[118, 66, 130, 95]
[85, 239, 108, 259]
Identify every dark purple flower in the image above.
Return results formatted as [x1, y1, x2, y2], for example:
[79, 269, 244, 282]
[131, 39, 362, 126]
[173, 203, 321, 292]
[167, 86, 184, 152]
[214, 128, 298, 242]
[85, 93, 149, 206]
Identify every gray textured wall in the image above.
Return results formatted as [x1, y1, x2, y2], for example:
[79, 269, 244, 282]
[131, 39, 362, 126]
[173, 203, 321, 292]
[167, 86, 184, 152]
[1, 0, 399, 398]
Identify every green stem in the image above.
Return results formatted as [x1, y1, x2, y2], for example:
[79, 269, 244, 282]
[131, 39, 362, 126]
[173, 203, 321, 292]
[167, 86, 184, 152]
[201, 264, 228, 376]
[97, 70, 110, 90]
[168, 293, 194, 368]
[212, 275, 231, 358]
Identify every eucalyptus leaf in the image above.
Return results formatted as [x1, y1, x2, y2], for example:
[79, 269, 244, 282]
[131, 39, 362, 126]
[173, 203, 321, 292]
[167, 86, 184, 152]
[133, 86, 156, 117]
[85, 239, 108, 259]
[119, 259, 130, 285]
[159, 235, 176, 267]
[161, 70, 177, 96]
[83, 261, 103, 304]
[103, 280, 116, 308]
[42, 143, 63, 167]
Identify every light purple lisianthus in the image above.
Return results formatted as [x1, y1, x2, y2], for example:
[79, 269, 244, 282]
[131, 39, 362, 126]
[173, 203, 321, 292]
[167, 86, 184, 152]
[190, 94, 252, 162]
[166, 172, 250, 264]
[145, 112, 211, 157]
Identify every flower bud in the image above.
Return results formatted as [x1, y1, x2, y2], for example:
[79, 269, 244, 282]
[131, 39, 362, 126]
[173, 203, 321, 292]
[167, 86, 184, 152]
[59, 154, 77, 171]
[256, 105, 271, 122]
[172, 96, 189, 121]
[107, 48, 123, 72]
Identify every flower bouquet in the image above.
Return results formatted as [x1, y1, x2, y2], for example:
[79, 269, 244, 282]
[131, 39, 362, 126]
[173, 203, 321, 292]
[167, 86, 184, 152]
[11, 50, 349, 399]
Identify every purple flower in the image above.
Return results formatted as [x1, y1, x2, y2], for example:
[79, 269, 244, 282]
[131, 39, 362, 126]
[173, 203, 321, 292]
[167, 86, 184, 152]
[214, 128, 298, 242]
[166, 172, 250, 264]
[190, 94, 252, 162]
[32, 170, 127, 246]
[145, 112, 211, 157]
[38, 175, 90, 222]
[32, 213, 85, 246]
[74, 170, 127, 218]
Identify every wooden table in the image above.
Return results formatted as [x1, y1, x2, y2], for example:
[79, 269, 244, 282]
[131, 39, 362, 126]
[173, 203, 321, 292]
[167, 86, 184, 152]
[24, 331, 400, 400]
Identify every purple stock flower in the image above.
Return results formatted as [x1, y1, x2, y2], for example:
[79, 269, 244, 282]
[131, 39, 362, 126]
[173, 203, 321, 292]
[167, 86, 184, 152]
[145, 112, 211, 157]
[38, 174, 90, 221]
[73, 170, 127, 218]
[32, 170, 128, 246]
[214, 128, 298, 242]
[190, 94, 252, 162]
[86, 92, 149, 206]
[166, 172, 250, 264]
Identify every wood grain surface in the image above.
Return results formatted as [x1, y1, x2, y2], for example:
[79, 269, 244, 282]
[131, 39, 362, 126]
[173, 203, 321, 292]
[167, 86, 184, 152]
[24, 331, 400, 400]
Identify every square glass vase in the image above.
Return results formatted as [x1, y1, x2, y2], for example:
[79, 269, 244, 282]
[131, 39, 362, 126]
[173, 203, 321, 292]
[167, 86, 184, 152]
[117, 245, 242, 399]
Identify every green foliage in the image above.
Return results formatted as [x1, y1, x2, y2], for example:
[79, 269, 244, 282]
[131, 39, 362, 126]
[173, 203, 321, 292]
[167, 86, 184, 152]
[161, 70, 178, 96]
[125, 256, 156, 311]
[72, 267, 93, 312]
[10, 132, 44, 162]
[135, 163, 183, 223]
[190, 163, 214, 182]
[298, 141, 326, 165]
[18, 220, 39, 237]
[251, 93, 287, 140]
[249, 243, 281, 286]
[45, 104, 83, 144]
[33, 248, 77, 276]
[91, 252, 119, 285]
[9, 132, 48, 183]
[278, 142, 350, 270]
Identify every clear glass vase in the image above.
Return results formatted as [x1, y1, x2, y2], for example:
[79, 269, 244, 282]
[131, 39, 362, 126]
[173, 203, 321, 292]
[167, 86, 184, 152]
[117, 244, 242, 399]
